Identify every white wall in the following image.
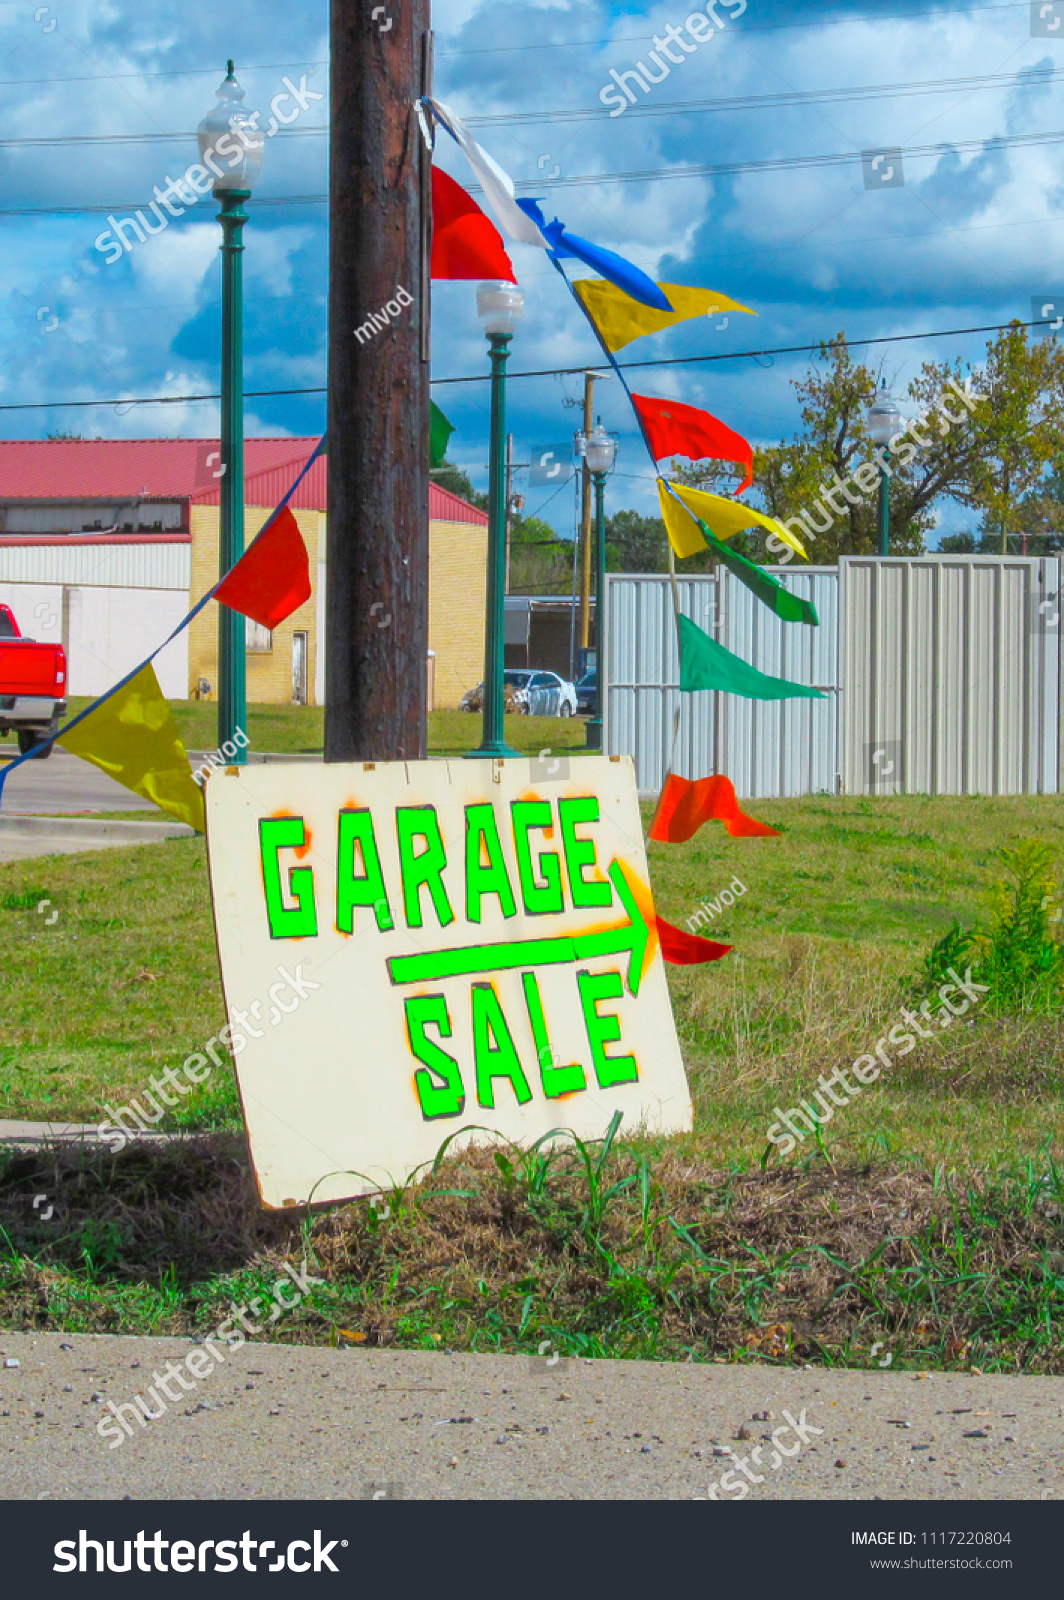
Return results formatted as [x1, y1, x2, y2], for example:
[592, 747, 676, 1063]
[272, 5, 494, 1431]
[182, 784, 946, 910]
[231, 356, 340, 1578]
[0, 582, 63, 644]
[64, 587, 189, 699]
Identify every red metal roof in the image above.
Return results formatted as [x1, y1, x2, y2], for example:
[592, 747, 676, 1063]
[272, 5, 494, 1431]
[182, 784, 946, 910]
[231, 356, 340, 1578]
[0, 438, 488, 525]
[193, 452, 488, 525]
[428, 481, 488, 526]
[0, 438, 320, 501]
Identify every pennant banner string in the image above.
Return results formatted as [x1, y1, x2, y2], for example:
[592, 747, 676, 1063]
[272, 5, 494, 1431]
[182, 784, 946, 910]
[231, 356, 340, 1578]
[0, 433, 326, 794]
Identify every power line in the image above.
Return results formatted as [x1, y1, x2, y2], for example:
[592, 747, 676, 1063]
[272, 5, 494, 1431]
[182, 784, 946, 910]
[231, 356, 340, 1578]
[464, 126, 1064, 194]
[434, 317, 1055, 382]
[0, 2, 1029, 87]
[0, 62, 1046, 148]
[0, 196, 326, 217]
[0, 61, 327, 88]
[466, 64, 1064, 128]
[0, 317, 1049, 414]
[11, 114, 1064, 219]
[0, 128, 324, 150]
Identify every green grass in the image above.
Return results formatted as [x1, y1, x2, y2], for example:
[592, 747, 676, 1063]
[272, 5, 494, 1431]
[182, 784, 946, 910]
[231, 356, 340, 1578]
[1, 793, 1062, 1160]
[1, 1131, 1062, 1372]
[1, 699, 590, 761]
[0, 792, 1061, 1366]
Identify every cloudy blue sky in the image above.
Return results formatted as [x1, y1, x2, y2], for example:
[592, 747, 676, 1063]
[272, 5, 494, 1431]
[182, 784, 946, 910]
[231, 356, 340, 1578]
[0, 0, 1059, 543]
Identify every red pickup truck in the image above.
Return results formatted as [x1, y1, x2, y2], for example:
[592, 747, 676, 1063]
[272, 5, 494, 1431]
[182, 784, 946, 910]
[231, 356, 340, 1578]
[0, 603, 67, 759]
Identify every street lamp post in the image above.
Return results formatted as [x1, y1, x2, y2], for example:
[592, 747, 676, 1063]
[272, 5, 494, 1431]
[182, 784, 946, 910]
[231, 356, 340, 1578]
[583, 420, 616, 750]
[468, 280, 524, 760]
[866, 380, 902, 558]
[198, 61, 263, 765]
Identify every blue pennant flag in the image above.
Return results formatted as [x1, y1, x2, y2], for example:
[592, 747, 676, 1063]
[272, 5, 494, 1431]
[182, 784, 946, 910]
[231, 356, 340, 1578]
[516, 199, 673, 312]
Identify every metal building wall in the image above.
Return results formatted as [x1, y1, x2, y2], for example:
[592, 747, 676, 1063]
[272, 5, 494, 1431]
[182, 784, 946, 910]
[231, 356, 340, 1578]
[605, 557, 1062, 799]
[606, 569, 840, 798]
[0, 541, 190, 589]
[840, 556, 1062, 796]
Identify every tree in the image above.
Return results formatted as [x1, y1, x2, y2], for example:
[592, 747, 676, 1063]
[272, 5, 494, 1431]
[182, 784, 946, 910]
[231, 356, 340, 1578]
[431, 459, 487, 510]
[604, 509, 667, 572]
[507, 513, 574, 594]
[961, 326, 1064, 553]
[937, 530, 978, 554]
[678, 337, 935, 563]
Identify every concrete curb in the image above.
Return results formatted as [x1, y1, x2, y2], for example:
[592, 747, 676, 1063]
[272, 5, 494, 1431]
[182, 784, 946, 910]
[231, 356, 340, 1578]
[188, 751, 321, 766]
[0, 1119, 185, 1146]
[0, 815, 194, 842]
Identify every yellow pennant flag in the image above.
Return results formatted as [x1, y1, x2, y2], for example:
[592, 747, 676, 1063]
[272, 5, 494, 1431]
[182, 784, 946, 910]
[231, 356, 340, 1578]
[573, 279, 755, 353]
[657, 480, 809, 562]
[59, 662, 205, 833]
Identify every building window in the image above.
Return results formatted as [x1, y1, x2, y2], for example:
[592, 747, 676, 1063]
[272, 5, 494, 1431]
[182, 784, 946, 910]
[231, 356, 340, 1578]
[246, 619, 273, 652]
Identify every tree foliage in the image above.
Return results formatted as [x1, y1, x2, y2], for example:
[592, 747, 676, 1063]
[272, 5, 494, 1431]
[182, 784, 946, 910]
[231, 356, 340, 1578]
[677, 325, 1064, 563]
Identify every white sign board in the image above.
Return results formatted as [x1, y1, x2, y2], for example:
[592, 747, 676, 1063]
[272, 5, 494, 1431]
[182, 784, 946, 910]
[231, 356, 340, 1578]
[206, 755, 691, 1208]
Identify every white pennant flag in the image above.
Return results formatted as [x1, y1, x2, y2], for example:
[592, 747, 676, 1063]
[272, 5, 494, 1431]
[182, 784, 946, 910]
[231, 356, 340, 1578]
[428, 97, 548, 249]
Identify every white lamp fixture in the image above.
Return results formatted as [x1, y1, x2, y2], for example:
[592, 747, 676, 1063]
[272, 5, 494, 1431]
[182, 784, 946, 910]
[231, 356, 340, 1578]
[197, 61, 264, 193]
[584, 420, 617, 474]
[476, 281, 524, 336]
[866, 380, 902, 446]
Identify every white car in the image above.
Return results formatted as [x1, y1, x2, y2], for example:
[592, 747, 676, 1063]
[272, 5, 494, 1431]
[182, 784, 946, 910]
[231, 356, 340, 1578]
[508, 669, 577, 716]
[460, 669, 577, 717]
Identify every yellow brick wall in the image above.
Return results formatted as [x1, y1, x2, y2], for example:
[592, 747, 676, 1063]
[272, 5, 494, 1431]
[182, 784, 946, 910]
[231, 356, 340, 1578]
[189, 504, 322, 706]
[188, 504, 485, 709]
[429, 516, 487, 708]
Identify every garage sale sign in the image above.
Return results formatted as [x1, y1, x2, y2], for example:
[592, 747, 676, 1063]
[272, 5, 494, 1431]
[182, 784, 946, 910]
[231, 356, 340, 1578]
[206, 755, 691, 1208]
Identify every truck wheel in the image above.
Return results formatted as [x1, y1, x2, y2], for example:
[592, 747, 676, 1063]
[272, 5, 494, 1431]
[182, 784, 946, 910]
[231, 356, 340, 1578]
[18, 728, 54, 759]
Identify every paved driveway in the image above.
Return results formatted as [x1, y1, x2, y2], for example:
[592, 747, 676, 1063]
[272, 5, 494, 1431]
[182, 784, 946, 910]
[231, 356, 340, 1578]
[0, 1333, 1059, 1501]
[0, 749, 154, 815]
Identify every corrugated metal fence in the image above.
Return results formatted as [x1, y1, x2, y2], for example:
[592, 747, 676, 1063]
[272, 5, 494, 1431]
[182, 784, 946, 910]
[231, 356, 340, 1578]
[606, 556, 1062, 798]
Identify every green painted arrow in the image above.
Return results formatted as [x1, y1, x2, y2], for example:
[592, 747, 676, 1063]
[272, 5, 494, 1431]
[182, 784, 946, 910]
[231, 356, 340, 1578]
[386, 860, 650, 996]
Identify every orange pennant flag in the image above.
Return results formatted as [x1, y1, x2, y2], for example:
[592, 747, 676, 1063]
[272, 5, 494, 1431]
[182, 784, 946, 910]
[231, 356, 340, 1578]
[215, 505, 311, 630]
[649, 773, 779, 843]
[655, 913, 732, 966]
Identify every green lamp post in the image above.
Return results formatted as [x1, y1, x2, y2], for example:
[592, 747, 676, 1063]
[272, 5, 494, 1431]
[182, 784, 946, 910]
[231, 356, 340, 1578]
[866, 380, 902, 558]
[468, 279, 524, 760]
[582, 419, 617, 750]
[198, 61, 263, 765]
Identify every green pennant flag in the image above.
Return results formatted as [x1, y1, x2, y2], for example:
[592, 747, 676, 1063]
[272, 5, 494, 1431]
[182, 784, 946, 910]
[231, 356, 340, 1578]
[677, 613, 825, 700]
[696, 518, 818, 627]
[430, 401, 455, 469]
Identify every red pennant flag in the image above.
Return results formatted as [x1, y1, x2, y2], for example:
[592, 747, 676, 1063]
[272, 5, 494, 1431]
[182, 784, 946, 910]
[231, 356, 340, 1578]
[649, 773, 780, 843]
[655, 913, 732, 966]
[632, 393, 753, 493]
[432, 167, 516, 283]
[215, 505, 311, 630]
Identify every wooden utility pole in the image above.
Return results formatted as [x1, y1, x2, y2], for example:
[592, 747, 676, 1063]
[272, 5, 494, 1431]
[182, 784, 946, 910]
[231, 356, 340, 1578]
[578, 373, 594, 654]
[326, 0, 431, 762]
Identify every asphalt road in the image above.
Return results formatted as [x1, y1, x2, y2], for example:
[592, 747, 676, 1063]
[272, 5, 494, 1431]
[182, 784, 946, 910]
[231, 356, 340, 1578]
[0, 1332, 1060, 1501]
[0, 749, 153, 816]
